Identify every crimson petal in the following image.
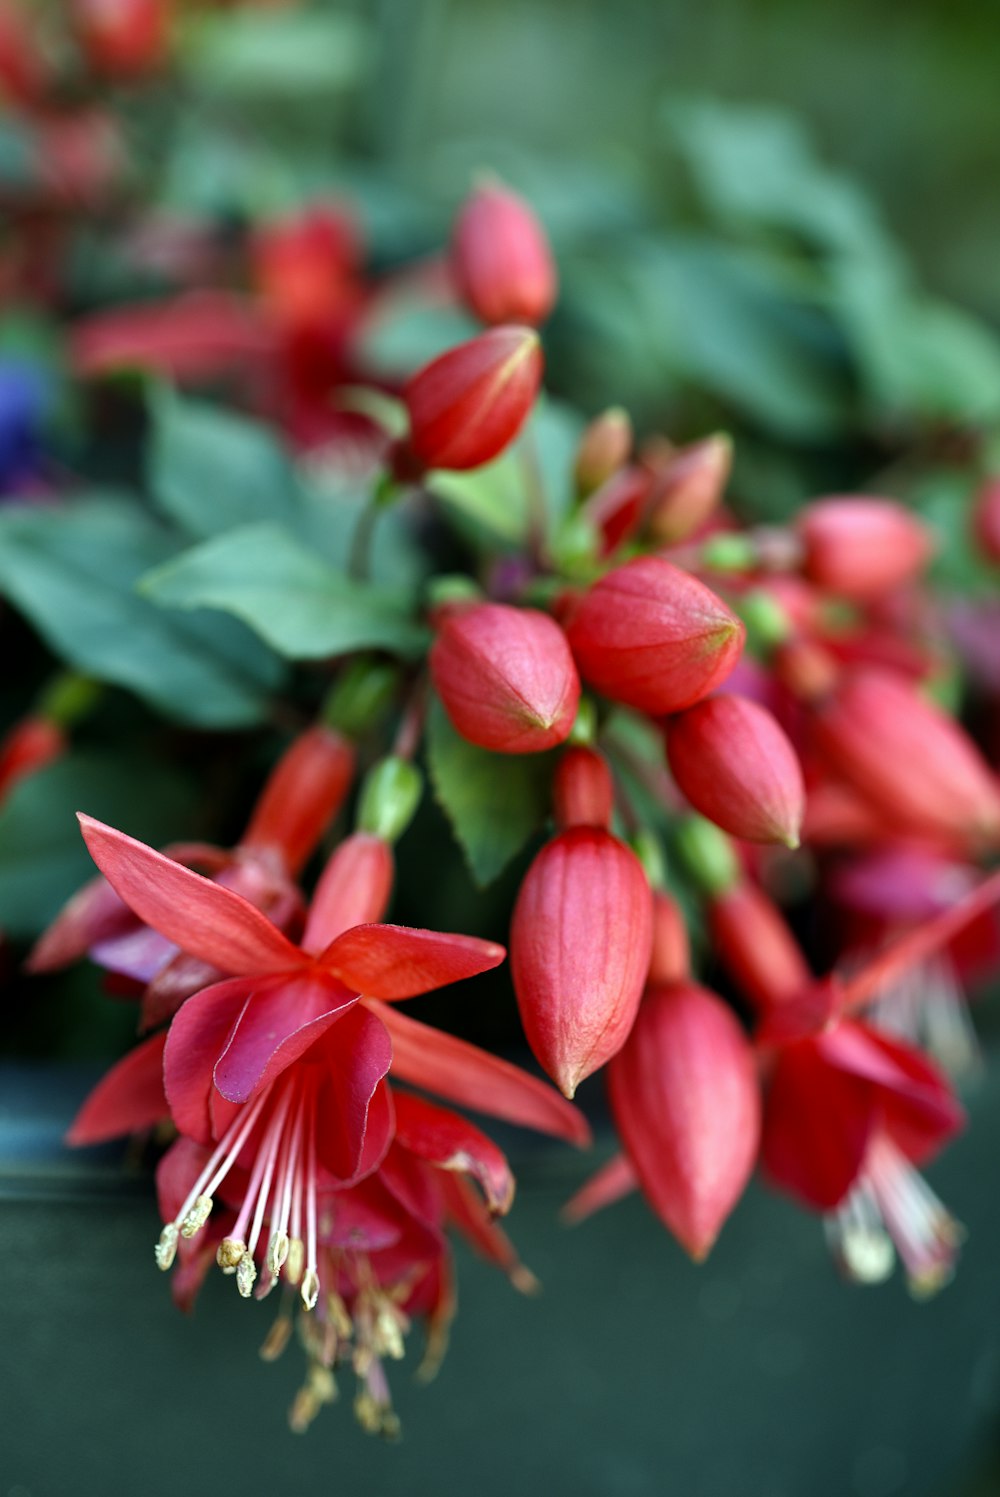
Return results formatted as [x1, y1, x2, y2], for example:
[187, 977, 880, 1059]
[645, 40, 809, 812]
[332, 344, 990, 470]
[67, 1031, 168, 1145]
[562, 1152, 638, 1225]
[320, 922, 505, 1000]
[312, 1006, 393, 1180]
[761, 1039, 874, 1210]
[164, 976, 259, 1144]
[214, 969, 357, 1104]
[371, 999, 590, 1146]
[78, 815, 303, 976]
[393, 1091, 515, 1214]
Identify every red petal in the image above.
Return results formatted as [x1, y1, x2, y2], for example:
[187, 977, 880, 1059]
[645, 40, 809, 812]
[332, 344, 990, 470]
[66, 1031, 167, 1145]
[393, 1091, 515, 1214]
[439, 1173, 538, 1292]
[320, 922, 505, 1000]
[213, 970, 358, 1104]
[819, 1023, 964, 1164]
[371, 998, 591, 1146]
[78, 815, 303, 976]
[561, 1151, 637, 1225]
[312, 1006, 393, 1180]
[761, 1040, 874, 1210]
[164, 977, 259, 1144]
[27, 875, 135, 973]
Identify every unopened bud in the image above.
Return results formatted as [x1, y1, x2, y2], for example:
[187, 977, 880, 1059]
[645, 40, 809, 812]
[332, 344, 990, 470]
[673, 816, 741, 898]
[580, 465, 652, 555]
[565, 557, 745, 715]
[553, 745, 614, 831]
[647, 890, 690, 986]
[403, 326, 543, 473]
[796, 496, 934, 599]
[574, 407, 633, 497]
[665, 694, 804, 848]
[452, 180, 557, 327]
[357, 756, 422, 844]
[430, 603, 580, 754]
[645, 434, 732, 543]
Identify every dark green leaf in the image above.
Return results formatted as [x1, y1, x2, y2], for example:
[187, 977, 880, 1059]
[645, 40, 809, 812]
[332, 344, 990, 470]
[140, 522, 428, 659]
[0, 499, 283, 726]
[0, 752, 196, 938]
[149, 391, 302, 540]
[425, 697, 554, 887]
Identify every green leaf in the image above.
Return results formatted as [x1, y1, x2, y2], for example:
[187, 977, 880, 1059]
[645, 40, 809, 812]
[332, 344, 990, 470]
[425, 697, 554, 887]
[184, 11, 371, 100]
[140, 522, 428, 660]
[0, 499, 283, 726]
[0, 752, 196, 938]
[149, 391, 302, 540]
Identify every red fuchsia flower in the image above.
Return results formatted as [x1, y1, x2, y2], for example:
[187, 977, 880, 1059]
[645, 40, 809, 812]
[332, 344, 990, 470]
[510, 746, 653, 1096]
[643, 433, 732, 545]
[72, 814, 587, 1299]
[664, 693, 805, 848]
[716, 862, 1000, 1291]
[794, 497, 934, 600]
[400, 326, 543, 474]
[72, 0, 169, 80]
[430, 601, 580, 754]
[0, 713, 66, 802]
[565, 892, 760, 1258]
[252, 203, 363, 332]
[973, 477, 1000, 567]
[810, 667, 1000, 846]
[29, 724, 356, 1029]
[451, 180, 557, 327]
[69, 291, 275, 385]
[564, 556, 745, 716]
[573, 406, 633, 498]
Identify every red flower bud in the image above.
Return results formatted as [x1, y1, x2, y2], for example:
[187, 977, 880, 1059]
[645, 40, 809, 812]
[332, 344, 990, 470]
[813, 668, 1000, 843]
[404, 326, 543, 473]
[796, 497, 933, 600]
[708, 881, 811, 1012]
[511, 827, 653, 1096]
[565, 557, 745, 715]
[574, 407, 633, 497]
[644, 434, 732, 544]
[240, 725, 356, 877]
[452, 182, 557, 327]
[430, 603, 579, 754]
[0, 715, 66, 803]
[647, 891, 690, 987]
[580, 465, 652, 556]
[973, 478, 1000, 566]
[553, 746, 614, 831]
[301, 831, 395, 953]
[607, 983, 760, 1258]
[665, 694, 804, 848]
[73, 0, 169, 80]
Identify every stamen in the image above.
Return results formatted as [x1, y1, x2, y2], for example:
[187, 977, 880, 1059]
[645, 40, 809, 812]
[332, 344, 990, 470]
[217, 1236, 246, 1271]
[266, 1231, 289, 1277]
[301, 1268, 320, 1312]
[180, 1194, 213, 1239]
[259, 1313, 293, 1363]
[170, 1087, 270, 1239]
[236, 1251, 257, 1298]
[155, 1223, 179, 1271]
[286, 1237, 304, 1286]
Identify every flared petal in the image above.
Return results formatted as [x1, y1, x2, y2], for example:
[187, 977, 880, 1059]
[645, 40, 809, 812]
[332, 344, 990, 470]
[312, 1006, 393, 1180]
[164, 976, 261, 1144]
[320, 922, 505, 1000]
[78, 815, 303, 976]
[439, 1173, 538, 1293]
[393, 1091, 515, 1214]
[562, 1151, 638, 1225]
[27, 874, 135, 972]
[371, 999, 590, 1146]
[762, 1039, 875, 1210]
[819, 1023, 965, 1164]
[67, 1031, 168, 1145]
[213, 969, 357, 1104]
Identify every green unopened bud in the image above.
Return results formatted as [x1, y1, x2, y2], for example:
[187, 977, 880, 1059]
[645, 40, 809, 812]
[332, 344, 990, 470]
[37, 674, 102, 729]
[357, 756, 422, 843]
[550, 513, 600, 578]
[323, 660, 400, 738]
[739, 589, 793, 654]
[426, 575, 484, 614]
[631, 828, 667, 890]
[699, 533, 757, 573]
[568, 697, 599, 747]
[673, 816, 741, 898]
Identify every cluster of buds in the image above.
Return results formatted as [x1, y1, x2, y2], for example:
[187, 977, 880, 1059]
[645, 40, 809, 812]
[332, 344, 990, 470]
[11, 119, 1000, 1443]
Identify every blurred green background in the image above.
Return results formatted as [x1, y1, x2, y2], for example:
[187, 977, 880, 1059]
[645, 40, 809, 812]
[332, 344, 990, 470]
[6, 0, 1000, 1490]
